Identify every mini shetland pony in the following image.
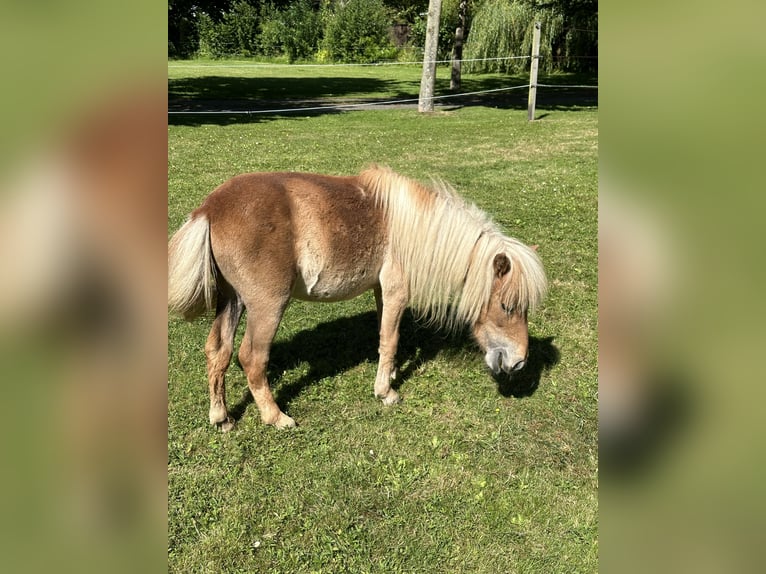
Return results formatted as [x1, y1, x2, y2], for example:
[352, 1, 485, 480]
[169, 166, 546, 430]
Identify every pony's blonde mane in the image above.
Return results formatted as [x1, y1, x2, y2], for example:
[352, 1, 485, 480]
[360, 166, 547, 331]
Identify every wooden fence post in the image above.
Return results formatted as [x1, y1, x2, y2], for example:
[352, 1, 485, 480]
[450, 0, 468, 92]
[527, 21, 541, 121]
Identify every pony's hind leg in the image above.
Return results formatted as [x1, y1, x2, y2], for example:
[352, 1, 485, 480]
[238, 297, 295, 429]
[205, 284, 244, 431]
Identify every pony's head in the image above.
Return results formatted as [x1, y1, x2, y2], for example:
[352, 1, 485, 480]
[471, 246, 545, 376]
[363, 165, 547, 374]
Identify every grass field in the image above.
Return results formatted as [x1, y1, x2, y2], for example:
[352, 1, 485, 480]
[168, 60, 597, 113]
[168, 62, 597, 573]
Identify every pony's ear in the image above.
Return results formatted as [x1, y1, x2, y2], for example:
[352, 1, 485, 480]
[493, 253, 511, 278]
[530, 244, 539, 251]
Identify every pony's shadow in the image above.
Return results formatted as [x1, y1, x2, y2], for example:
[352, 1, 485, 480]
[228, 310, 444, 419]
[492, 336, 560, 397]
[228, 310, 559, 420]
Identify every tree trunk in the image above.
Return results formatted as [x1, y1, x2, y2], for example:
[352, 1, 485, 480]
[418, 0, 443, 113]
[450, 0, 468, 91]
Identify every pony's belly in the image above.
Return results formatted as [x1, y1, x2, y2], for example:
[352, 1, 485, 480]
[292, 267, 378, 302]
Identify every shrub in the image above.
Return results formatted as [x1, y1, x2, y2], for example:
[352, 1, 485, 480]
[229, 0, 259, 57]
[322, 0, 395, 63]
[197, 12, 237, 59]
[197, 1, 259, 59]
[169, 11, 199, 59]
[282, 0, 323, 62]
[258, 2, 286, 56]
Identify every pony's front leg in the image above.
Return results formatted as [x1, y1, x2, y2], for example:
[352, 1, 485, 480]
[374, 279, 407, 406]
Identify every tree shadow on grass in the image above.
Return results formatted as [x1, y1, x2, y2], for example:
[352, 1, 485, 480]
[168, 72, 597, 127]
[228, 310, 560, 421]
[169, 75, 409, 102]
[169, 75, 414, 126]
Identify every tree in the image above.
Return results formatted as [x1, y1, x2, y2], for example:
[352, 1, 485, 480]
[169, 0, 302, 58]
[463, 0, 597, 74]
[169, 0, 235, 58]
[418, 0, 443, 112]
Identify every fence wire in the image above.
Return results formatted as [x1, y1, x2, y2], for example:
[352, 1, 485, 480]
[168, 55, 532, 69]
[168, 55, 597, 116]
[168, 84, 539, 116]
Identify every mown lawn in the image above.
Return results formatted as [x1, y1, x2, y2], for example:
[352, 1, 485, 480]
[168, 63, 597, 573]
[168, 60, 596, 111]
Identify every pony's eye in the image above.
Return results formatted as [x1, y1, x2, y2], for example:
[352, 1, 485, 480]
[500, 303, 512, 314]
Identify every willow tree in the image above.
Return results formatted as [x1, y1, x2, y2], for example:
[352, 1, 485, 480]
[463, 0, 597, 74]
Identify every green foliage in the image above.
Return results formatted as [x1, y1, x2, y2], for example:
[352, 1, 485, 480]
[197, 1, 259, 58]
[410, 0, 463, 59]
[282, 0, 323, 62]
[197, 12, 237, 58]
[322, 0, 397, 63]
[229, 0, 260, 56]
[256, 2, 286, 56]
[174, 0, 596, 65]
[464, 0, 596, 73]
[168, 1, 200, 59]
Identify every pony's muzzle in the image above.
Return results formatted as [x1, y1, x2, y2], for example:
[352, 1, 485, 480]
[485, 348, 527, 374]
[510, 359, 526, 371]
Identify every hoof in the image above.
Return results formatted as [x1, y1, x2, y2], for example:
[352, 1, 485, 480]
[274, 412, 297, 429]
[209, 404, 228, 426]
[380, 389, 401, 406]
[219, 417, 235, 433]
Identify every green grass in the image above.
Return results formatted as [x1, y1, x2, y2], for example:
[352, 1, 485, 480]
[168, 60, 596, 110]
[169, 62, 597, 573]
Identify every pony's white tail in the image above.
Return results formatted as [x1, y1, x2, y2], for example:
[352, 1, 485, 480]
[168, 215, 216, 319]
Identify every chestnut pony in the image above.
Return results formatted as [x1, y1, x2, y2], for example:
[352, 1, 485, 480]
[169, 166, 547, 430]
